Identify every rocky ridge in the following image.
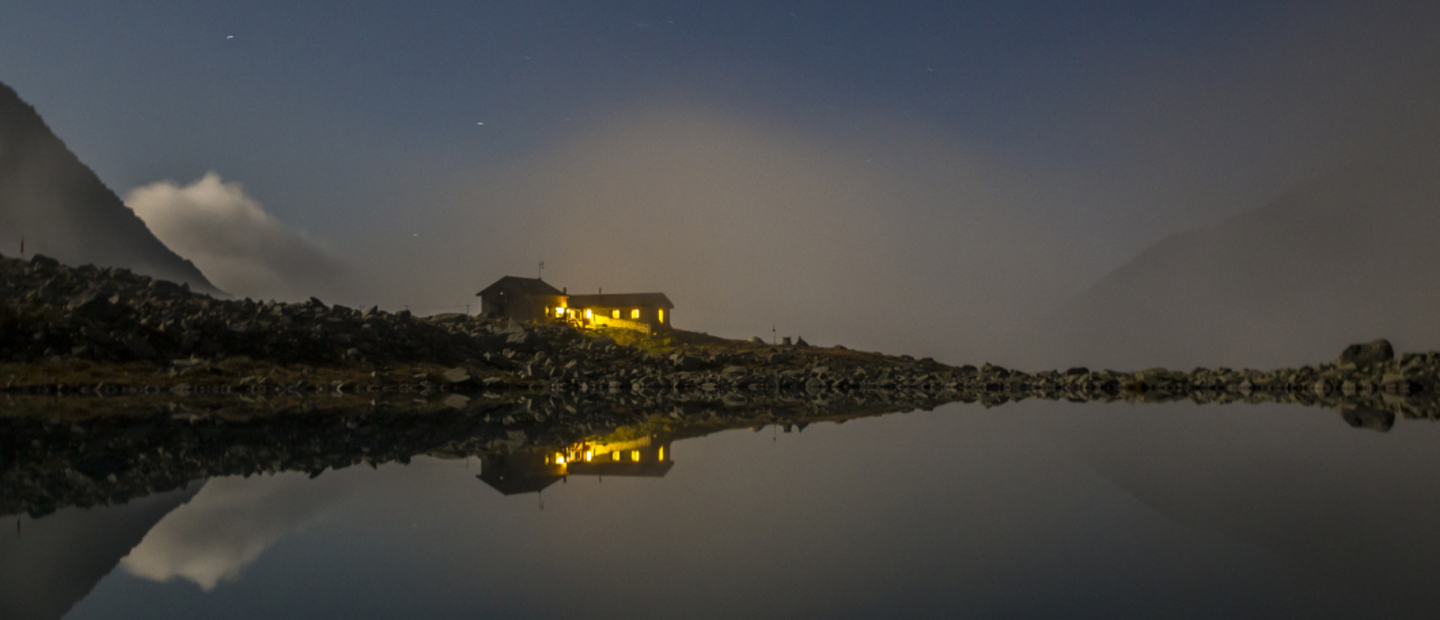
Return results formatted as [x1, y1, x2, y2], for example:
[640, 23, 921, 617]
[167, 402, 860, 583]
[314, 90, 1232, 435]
[4, 253, 1440, 429]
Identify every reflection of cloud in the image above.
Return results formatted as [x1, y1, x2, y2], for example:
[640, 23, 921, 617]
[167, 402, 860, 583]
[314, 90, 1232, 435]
[0, 485, 199, 620]
[119, 472, 348, 591]
[124, 172, 352, 302]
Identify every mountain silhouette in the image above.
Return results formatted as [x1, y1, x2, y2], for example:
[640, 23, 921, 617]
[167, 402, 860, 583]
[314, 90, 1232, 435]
[1036, 158, 1440, 369]
[0, 80, 217, 292]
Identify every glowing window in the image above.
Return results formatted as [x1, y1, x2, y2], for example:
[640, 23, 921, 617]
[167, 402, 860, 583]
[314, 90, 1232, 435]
[630, 309, 640, 319]
[612, 309, 620, 319]
[554, 453, 566, 465]
[555, 307, 565, 318]
[584, 309, 592, 319]
[584, 451, 593, 461]
[658, 446, 664, 460]
[613, 452, 621, 461]
[631, 450, 640, 461]
[658, 309, 664, 323]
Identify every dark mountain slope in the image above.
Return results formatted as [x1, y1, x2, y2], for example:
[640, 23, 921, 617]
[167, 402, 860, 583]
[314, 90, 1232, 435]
[0, 80, 216, 292]
[1035, 160, 1440, 369]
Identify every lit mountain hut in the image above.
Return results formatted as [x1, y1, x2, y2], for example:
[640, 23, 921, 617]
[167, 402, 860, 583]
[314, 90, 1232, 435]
[476, 276, 674, 334]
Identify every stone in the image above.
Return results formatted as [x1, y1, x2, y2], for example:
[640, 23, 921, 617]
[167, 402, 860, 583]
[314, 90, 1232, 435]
[441, 367, 472, 384]
[1336, 339, 1394, 368]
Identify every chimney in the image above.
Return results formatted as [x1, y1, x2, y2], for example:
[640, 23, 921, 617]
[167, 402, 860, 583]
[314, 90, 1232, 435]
[563, 287, 567, 294]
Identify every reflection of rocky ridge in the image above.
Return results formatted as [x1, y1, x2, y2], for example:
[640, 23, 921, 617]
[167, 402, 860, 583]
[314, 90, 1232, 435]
[5, 340, 1440, 518]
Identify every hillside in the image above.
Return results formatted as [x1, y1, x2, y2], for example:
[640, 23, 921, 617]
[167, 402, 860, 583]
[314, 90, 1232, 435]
[1034, 159, 1440, 369]
[0, 80, 216, 292]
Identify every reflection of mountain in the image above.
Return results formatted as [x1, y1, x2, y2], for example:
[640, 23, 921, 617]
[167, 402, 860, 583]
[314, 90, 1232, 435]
[479, 435, 675, 496]
[1082, 417, 1440, 615]
[0, 80, 217, 292]
[1035, 161, 1440, 369]
[0, 484, 201, 620]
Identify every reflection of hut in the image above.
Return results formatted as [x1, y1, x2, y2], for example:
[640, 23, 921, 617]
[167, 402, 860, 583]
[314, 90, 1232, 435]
[476, 436, 675, 496]
[476, 450, 565, 496]
[566, 435, 674, 478]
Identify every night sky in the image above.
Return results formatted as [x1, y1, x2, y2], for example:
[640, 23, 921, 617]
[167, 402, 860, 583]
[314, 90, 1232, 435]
[3, 0, 1437, 362]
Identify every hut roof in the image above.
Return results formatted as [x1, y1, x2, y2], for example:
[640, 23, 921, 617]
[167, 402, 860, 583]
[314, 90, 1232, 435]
[566, 292, 674, 309]
[476, 276, 564, 298]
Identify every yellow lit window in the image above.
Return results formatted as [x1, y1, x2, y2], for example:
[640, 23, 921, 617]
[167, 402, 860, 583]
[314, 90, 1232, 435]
[613, 452, 621, 461]
[584, 309, 592, 319]
[584, 451, 593, 461]
[554, 453, 566, 465]
[658, 446, 664, 461]
[555, 307, 566, 318]
[658, 309, 664, 323]
[612, 309, 620, 319]
[631, 450, 640, 461]
[630, 309, 640, 319]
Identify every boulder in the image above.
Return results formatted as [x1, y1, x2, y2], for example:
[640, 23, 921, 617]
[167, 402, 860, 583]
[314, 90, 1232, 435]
[1336, 339, 1394, 368]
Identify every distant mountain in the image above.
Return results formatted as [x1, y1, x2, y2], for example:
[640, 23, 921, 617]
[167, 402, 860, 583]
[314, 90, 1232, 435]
[0, 80, 217, 292]
[1034, 159, 1440, 369]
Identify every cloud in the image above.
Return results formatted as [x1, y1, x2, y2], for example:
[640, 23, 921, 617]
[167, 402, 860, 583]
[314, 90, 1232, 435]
[119, 472, 350, 591]
[125, 172, 352, 302]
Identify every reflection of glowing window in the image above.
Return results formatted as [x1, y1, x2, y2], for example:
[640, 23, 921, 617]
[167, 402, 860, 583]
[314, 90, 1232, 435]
[613, 452, 621, 461]
[585, 309, 592, 319]
[555, 453, 566, 465]
[630, 309, 640, 319]
[658, 446, 664, 461]
[612, 309, 620, 319]
[584, 451, 593, 461]
[631, 450, 640, 461]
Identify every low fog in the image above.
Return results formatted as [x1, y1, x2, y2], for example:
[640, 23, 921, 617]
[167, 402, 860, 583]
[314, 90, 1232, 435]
[125, 172, 353, 302]
[353, 107, 1093, 363]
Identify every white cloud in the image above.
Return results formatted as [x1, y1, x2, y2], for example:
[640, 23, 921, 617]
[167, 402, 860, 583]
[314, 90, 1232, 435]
[125, 172, 351, 301]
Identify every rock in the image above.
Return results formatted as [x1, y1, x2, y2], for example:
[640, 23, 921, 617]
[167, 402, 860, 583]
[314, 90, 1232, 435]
[1336, 339, 1394, 368]
[673, 355, 705, 371]
[441, 367, 472, 384]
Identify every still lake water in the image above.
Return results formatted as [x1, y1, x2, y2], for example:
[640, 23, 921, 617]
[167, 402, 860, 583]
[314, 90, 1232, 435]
[7, 399, 1440, 619]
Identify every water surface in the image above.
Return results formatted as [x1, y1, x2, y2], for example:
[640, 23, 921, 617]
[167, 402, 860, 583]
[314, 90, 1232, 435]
[6, 400, 1440, 619]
